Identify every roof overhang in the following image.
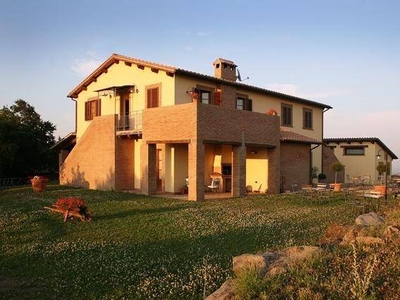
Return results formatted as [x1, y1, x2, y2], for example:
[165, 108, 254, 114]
[280, 130, 322, 144]
[51, 132, 77, 151]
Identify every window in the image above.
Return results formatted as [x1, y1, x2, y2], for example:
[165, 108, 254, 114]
[200, 90, 211, 104]
[303, 108, 313, 129]
[236, 96, 252, 111]
[146, 86, 160, 108]
[281, 103, 292, 126]
[85, 98, 101, 121]
[343, 147, 366, 155]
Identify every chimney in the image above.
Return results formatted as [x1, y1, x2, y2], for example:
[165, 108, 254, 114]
[213, 58, 237, 81]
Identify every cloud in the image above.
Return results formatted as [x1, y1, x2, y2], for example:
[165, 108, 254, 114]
[71, 58, 102, 78]
[265, 82, 351, 102]
[265, 83, 300, 96]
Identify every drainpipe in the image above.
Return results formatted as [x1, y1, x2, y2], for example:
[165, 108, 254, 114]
[68, 96, 78, 134]
[320, 106, 332, 176]
[310, 144, 321, 184]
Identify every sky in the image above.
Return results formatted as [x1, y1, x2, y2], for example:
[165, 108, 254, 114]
[1, 0, 399, 172]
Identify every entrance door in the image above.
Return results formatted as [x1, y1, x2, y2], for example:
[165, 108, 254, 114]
[120, 92, 130, 129]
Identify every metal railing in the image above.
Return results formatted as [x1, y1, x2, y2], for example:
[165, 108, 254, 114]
[117, 110, 143, 132]
[0, 178, 29, 189]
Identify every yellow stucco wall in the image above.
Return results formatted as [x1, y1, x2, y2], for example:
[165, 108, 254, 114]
[327, 141, 393, 184]
[75, 62, 175, 140]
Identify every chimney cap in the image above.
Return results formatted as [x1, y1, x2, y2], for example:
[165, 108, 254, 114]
[213, 58, 237, 67]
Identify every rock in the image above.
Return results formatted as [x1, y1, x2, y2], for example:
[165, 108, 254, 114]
[355, 236, 384, 245]
[232, 252, 279, 277]
[355, 212, 384, 226]
[383, 225, 400, 240]
[340, 226, 362, 246]
[267, 246, 322, 276]
[205, 279, 235, 300]
[320, 224, 353, 247]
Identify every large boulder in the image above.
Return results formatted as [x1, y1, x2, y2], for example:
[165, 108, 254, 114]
[205, 279, 235, 300]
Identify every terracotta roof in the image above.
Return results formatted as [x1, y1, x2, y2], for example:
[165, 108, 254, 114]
[280, 129, 322, 144]
[68, 53, 333, 110]
[51, 132, 76, 150]
[324, 137, 398, 159]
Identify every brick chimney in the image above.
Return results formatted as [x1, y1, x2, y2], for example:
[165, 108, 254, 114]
[213, 58, 237, 81]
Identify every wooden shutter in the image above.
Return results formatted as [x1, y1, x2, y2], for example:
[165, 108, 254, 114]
[85, 101, 90, 120]
[97, 99, 101, 116]
[147, 87, 159, 108]
[246, 99, 252, 111]
[214, 91, 221, 106]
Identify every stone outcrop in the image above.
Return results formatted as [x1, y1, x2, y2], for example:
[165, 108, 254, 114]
[207, 246, 321, 300]
[207, 210, 400, 300]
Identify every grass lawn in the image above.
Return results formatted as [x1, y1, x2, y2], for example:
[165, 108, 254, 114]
[0, 184, 358, 299]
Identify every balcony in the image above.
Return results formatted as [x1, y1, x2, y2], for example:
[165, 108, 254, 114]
[116, 110, 143, 138]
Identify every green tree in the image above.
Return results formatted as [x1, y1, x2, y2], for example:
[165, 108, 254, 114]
[0, 99, 57, 177]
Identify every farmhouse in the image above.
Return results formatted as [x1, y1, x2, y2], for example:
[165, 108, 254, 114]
[55, 53, 332, 201]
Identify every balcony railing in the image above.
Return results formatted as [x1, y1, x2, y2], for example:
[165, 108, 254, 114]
[117, 110, 143, 132]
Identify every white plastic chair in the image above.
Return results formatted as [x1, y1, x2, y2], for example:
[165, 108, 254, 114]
[207, 178, 220, 192]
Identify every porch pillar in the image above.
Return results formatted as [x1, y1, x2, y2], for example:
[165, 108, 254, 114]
[232, 144, 247, 197]
[188, 139, 205, 201]
[141, 143, 157, 195]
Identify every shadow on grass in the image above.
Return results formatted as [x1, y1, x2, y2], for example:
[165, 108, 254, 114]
[94, 205, 191, 221]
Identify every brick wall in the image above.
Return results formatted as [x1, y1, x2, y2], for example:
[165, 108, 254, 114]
[60, 115, 116, 190]
[280, 142, 310, 191]
[115, 138, 134, 190]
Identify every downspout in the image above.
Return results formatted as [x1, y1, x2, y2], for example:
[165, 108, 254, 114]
[310, 144, 321, 184]
[68, 96, 78, 134]
[320, 106, 333, 176]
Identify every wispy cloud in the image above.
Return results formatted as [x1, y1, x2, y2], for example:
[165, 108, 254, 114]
[266, 82, 350, 100]
[265, 83, 300, 96]
[71, 58, 102, 78]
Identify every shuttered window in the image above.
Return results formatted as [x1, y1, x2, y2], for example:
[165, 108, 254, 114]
[281, 103, 293, 126]
[147, 87, 159, 108]
[303, 108, 313, 129]
[84, 99, 101, 121]
[236, 97, 252, 111]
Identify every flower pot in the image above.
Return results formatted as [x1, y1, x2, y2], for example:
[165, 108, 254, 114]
[333, 183, 342, 192]
[374, 185, 386, 195]
[31, 178, 49, 192]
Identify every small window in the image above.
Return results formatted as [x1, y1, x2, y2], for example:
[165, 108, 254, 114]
[200, 90, 211, 104]
[344, 147, 365, 155]
[281, 103, 293, 126]
[303, 108, 313, 129]
[85, 98, 101, 121]
[236, 96, 252, 111]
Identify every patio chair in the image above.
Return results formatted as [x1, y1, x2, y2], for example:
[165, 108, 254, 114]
[207, 178, 220, 192]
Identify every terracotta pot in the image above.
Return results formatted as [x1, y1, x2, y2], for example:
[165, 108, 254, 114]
[31, 178, 49, 192]
[374, 185, 386, 195]
[333, 183, 342, 192]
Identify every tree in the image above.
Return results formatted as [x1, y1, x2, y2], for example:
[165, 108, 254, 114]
[0, 99, 57, 177]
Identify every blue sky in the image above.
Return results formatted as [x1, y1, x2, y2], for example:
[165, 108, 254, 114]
[1, 0, 400, 172]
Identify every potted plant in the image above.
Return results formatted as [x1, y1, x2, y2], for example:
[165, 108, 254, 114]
[331, 162, 345, 191]
[30, 175, 49, 192]
[318, 173, 326, 183]
[311, 166, 319, 184]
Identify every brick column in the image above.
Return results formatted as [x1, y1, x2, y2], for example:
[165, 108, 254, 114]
[141, 143, 157, 195]
[268, 147, 280, 194]
[188, 140, 205, 201]
[232, 144, 246, 197]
